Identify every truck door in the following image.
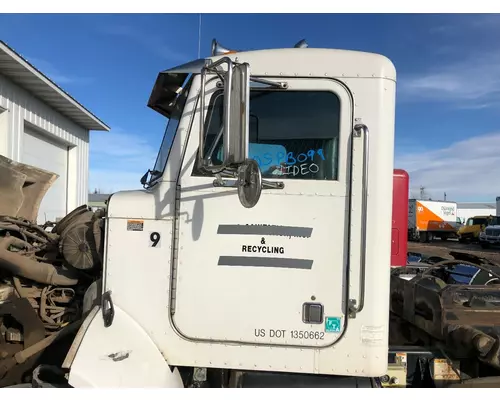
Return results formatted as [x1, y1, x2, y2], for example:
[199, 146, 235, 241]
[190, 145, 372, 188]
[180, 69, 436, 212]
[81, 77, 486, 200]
[172, 76, 359, 348]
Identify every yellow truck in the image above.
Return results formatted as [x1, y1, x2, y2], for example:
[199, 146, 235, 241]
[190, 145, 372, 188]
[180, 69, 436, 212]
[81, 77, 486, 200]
[457, 215, 497, 243]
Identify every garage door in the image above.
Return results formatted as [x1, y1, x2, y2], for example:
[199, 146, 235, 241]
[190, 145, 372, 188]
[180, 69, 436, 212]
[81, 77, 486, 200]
[22, 127, 68, 224]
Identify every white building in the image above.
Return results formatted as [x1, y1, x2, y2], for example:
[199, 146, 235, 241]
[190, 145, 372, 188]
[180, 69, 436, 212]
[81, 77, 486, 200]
[457, 202, 497, 225]
[0, 40, 109, 223]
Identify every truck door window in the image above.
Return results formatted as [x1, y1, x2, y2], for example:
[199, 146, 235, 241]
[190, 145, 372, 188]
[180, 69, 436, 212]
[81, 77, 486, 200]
[194, 89, 341, 180]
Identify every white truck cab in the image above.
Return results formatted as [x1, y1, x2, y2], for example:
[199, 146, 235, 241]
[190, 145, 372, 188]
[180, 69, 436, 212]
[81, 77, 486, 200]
[65, 39, 397, 388]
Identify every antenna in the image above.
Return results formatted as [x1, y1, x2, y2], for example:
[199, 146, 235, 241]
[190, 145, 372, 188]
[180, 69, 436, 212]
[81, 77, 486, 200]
[197, 14, 202, 58]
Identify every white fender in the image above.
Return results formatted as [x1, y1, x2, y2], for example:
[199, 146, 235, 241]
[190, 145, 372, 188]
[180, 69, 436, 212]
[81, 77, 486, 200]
[65, 305, 184, 388]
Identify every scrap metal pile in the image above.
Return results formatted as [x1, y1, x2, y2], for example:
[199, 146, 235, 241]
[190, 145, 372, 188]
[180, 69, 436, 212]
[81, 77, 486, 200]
[0, 156, 103, 387]
[389, 251, 500, 386]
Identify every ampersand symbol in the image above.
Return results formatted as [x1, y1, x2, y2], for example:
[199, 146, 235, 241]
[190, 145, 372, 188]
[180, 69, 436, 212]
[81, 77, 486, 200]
[261, 237, 266, 244]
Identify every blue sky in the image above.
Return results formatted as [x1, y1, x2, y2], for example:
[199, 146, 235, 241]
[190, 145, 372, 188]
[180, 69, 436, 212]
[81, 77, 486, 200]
[0, 13, 498, 202]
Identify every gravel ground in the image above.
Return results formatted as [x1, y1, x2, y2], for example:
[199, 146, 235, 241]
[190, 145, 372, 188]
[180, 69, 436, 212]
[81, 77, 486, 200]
[408, 239, 500, 264]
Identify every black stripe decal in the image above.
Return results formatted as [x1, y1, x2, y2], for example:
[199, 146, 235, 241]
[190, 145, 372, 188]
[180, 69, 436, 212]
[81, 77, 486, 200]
[218, 256, 313, 270]
[217, 224, 312, 238]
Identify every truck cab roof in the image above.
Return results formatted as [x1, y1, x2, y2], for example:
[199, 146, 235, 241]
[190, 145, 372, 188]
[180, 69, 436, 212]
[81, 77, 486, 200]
[148, 46, 397, 119]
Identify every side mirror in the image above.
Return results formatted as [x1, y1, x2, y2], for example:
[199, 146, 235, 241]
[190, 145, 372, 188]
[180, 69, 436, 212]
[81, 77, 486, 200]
[140, 170, 150, 186]
[198, 58, 269, 209]
[198, 58, 250, 170]
[225, 62, 250, 165]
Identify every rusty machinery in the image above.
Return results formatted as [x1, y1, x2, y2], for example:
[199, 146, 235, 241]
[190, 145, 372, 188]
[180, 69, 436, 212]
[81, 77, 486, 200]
[0, 156, 103, 387]
[387, 251, 500, 388]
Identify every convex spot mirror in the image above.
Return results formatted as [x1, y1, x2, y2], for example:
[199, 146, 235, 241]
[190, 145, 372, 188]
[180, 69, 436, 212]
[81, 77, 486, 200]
[237, 159, 262, 209]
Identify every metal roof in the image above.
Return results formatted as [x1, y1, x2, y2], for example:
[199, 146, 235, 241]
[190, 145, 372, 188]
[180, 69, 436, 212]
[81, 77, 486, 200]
[88, 193, 111, 202]
[457, 202, 496, 210]
[0, 41, 109, 132]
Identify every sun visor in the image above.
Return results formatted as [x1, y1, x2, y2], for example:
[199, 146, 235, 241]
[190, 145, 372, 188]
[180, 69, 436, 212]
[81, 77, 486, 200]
[147, 58, 208, 118]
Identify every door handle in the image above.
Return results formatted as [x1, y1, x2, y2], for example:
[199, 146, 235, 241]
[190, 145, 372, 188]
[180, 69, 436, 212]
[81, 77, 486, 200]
[348, 123, 369, 318]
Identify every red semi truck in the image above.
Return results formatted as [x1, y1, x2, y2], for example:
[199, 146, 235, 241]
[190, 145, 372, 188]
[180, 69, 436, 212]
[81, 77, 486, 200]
[391, 169, 409, 267]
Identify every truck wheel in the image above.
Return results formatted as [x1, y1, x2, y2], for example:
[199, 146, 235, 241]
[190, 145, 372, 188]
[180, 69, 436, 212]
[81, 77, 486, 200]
[460, 234, 471, 243]
[481, 243, 490, 249]
[440, 236, 448, 241]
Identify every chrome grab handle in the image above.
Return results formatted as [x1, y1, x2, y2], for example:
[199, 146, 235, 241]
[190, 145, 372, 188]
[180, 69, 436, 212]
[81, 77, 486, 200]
[348, 123, 369, 318]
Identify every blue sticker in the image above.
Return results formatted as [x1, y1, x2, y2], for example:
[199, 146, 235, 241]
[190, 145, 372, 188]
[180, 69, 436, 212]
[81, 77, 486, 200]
[325, 317, 342, 333]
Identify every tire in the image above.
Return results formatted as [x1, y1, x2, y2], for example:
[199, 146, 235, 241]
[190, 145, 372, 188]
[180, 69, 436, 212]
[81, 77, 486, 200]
[460, 234, 472, 243]
[481, 243, 490, 249]
[419, 232, 428, 243]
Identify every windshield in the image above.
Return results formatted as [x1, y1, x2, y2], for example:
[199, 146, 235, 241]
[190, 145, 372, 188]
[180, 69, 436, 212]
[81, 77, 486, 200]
[470, 217, 488, 226]
[148, 76, 192, 185]
[489, 216, 500, 225]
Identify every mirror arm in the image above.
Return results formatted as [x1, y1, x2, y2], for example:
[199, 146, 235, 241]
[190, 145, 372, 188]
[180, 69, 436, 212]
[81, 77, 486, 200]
[262, 180, 285, 189]
[250, 77, 288, 89]
[198, 57, 235, 172]
[212, 177, 284, 190]
[198, 64, 207, 167]
[218, 77, 288, 90]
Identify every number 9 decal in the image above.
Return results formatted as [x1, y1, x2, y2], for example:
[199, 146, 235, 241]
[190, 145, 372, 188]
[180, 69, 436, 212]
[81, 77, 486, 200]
[150, 232, 161, 248]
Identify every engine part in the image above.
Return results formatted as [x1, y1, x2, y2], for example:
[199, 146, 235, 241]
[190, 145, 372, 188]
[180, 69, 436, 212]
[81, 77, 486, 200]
[0, 236, 79, 286]
[0, 317, 80, 387]
[57, 209, 103, 271]
[0, 222, 49, 245]
[39, 286, 79, 330]
[11, 277, 83, 333]
[1, 217, 56, 243]
[59, 217, 102, 271]
[0, 285, 15, 304]
[0, 297, 45, 387]
[51, 205, 90, 235]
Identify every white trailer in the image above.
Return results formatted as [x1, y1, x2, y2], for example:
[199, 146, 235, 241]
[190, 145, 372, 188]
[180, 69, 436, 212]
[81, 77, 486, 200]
[408, 199, 458, 242]
[457, 202, 496, 225]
